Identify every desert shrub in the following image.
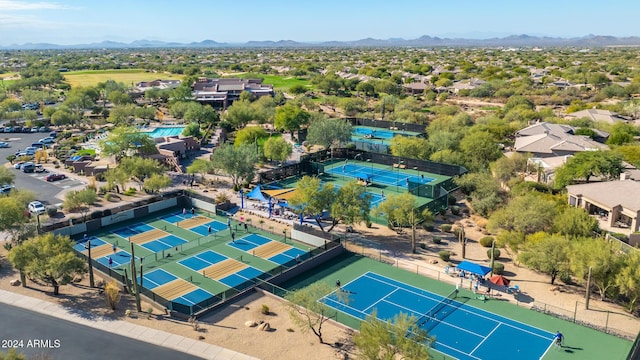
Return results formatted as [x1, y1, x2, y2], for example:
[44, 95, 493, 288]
[104, 193, 112, 201]
[448, 195, 457, 206]
[261, 304, 270, 315]
[480, 236, 494, 247]
[438, 251, 451, 261]
[450, 206, 460, 215]
[492, 263, 504, 275]
[487, 248, 501, 259]
[46, 205, 58, 217]
[124, 188, 136, 196]
[441, 224, 452, 232]
[104, 280, 121, 310]
[432, 237, 442, 244]
[453, 228, 463, 238]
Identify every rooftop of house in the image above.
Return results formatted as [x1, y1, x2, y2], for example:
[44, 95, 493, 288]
[565, 108, 628, 124]
[567, 180, 640, 212]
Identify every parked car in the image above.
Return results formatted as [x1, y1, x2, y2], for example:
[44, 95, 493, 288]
[40, 137, 55, 144]
[49, 131, 57, 138]
[28, 201, 46, 215]
[4, 127, 12, 133]
[21, 162, 36, 173]
[31, 142, 45, 149]
[39, 126, 49, 132]
[31, 127, 39, 133]
[0, 141, 9, 148]
[13, 161, 25, 169]
[45, 173, 66, 182]
[35, 164, 47, 173]
[0, 185, 14, 196]
[21, 127, 30, 133]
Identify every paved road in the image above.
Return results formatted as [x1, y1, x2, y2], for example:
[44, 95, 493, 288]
[0, 303, 204, 360]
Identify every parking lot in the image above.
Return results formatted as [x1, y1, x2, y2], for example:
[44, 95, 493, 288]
[0, 132, 85, 206]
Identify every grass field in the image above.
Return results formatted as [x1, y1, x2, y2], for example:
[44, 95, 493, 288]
[233, 73, 312, 91]
[63, 69, 183, 88]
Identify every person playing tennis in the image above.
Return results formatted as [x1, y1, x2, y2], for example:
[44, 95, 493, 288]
[554, 331, 564, 348]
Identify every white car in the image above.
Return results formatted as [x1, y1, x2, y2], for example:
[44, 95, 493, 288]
[40, 137, 55, 144]
[28, 201, 46, 215]
[0, 141, 9, 148]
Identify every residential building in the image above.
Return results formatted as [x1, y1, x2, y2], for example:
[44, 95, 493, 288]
[565, 108, 628, 124]
[135, 79, 181, 92]
[193, 78, 274, 109]
[567, 178, 640, 232]
[514, 122, 608, 158]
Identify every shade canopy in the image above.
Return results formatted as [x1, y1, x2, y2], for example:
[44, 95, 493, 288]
[489, 275, 510, 286]
[246, 185, 268, 202]
[456, 260, 492, 276]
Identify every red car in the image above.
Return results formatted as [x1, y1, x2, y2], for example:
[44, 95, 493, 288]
[45, 173, 66, 182]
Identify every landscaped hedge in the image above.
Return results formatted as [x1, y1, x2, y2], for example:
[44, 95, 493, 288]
[492, 263, 504, 275]
[487, 248, 501, 259]
[439, 251, 451, 261]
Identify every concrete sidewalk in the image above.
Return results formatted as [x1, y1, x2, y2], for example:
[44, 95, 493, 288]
[0, 289, 259, 360]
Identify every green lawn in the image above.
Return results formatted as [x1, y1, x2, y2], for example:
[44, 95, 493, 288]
[63, 69, 183, 88]
[232, 73, 312, 91]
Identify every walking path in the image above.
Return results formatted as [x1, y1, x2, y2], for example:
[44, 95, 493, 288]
[0, 289, 258, 360]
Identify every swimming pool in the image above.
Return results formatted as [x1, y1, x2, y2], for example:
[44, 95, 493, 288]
[143, 127, 186, 138]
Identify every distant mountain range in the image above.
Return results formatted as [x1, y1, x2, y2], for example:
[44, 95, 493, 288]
[3, 34, 640, 50]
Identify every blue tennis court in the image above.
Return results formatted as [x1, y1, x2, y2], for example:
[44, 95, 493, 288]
[112, 223, 154, 238]
[173, 288, 217, 306]
[138, 269, 178, 290]
[159, 213, 196, 224]
[220, 267, 264, 288]
[327, 164, 434, 188]
[96, 250, 135, 268]
[73, 237, 106, 252]
[190, 220, 228, 236]
[178, 250, 226, 271]
[140, 235, 188, 253]
[323, 272, 554, 360]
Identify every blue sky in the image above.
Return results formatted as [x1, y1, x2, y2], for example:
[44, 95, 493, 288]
[1, 0, 639, 45]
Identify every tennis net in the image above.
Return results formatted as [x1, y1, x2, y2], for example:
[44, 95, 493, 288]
[419, 289, 458, 326]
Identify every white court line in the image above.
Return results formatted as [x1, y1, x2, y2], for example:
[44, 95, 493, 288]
[470, 323, 501, 355]
[363, 287, 400, 313]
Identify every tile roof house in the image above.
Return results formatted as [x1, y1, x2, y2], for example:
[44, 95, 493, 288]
[567, 179, 640, 232]
[564, 108, 628, 124]
[514, 122, 608, 158]
[135, 79, 181, 92]
[193, 78, 274, 109]
[403, 82, 429, 95]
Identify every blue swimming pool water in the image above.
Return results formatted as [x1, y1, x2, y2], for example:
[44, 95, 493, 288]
[144, 127, 186, 138]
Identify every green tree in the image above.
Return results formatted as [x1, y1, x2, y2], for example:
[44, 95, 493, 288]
[210, 143, 259, 188]
[8, 233, 86, 295]
[487, 193, 557, 235]
[606, 122, 639, 146]
[184, 103, 219, 126]
[143, 173, 172, 193]
[0, 166, 15, 185]
[354, 310, 431, 360]
[616, 251, 640, 312]
[186, 158, 215, 182]
[327, 180, 371, 232]
[305, 117, 352, 150]
[455, 173, 503, 217]
[553, 207, 599, 237]
[181, 122, 202, 138]
[50, 107, 79, 126]
[0, 196, 29, 243]
[263, 136, 292, 165]
[107, 104, 136, 124]
[99, 126, 156, 160]
[273, 103, 310, 136]
[105, 167, 129, 193]
[389, 136, 430, 160]
[0, 348, 27, 360]
[119, 157, 164, 190]
[64, 188, 97, 221]
[234, 126, 268, 147]
[376, 193, 434, 253]
[284, 282, 346, 344]
[491, 153, 528, 184]
[571, 237, 624, 301]
[519, 233, 571, 284]
[554, 151, 624, 188]
[459, 132, 503, 172]
[223, 99, 256, 129]
[289, 176, 335, 231]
